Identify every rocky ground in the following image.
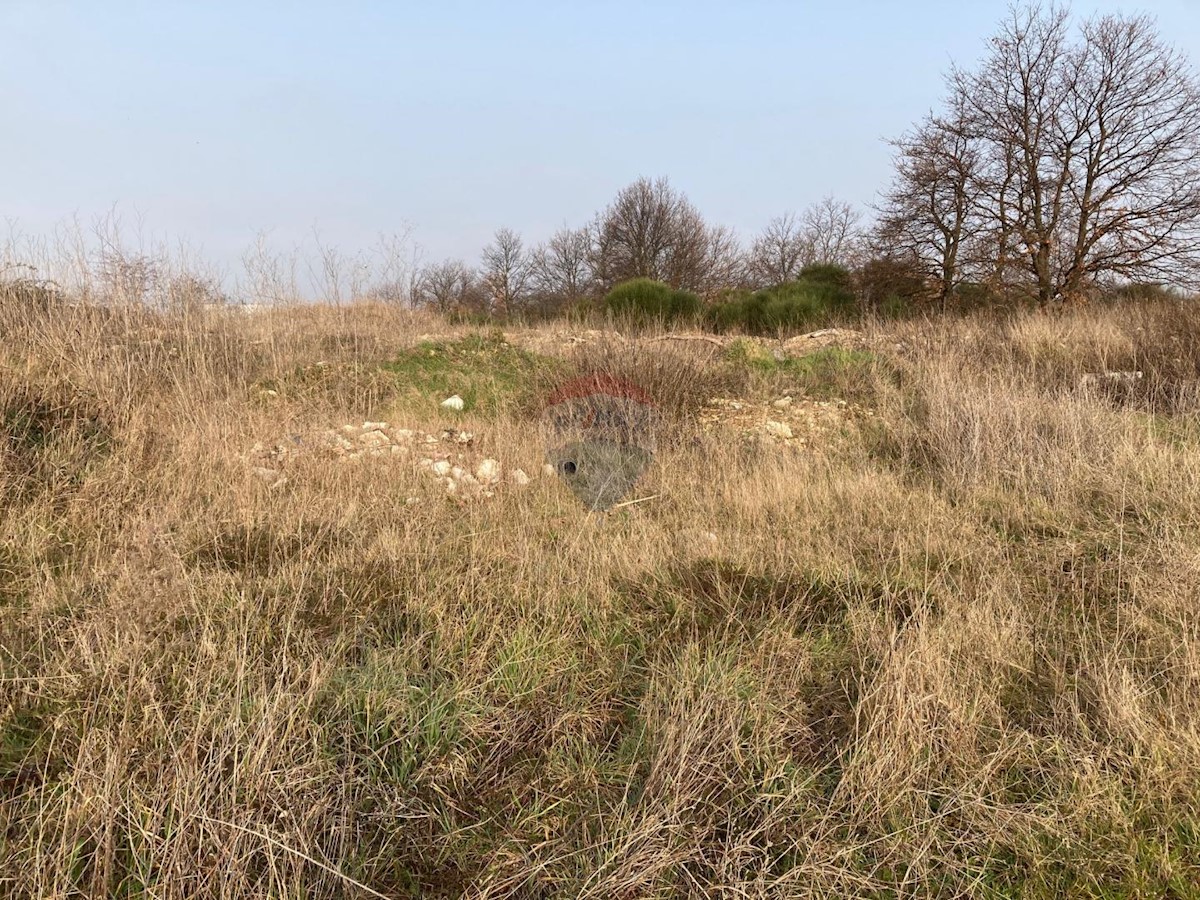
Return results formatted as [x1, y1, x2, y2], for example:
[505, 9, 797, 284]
[244, 398, 871, 501]
[245, 420, 534, 500]
[505, 324, 878, 357]
[699, 394, 873, 449]
[243, 326, 879, 498]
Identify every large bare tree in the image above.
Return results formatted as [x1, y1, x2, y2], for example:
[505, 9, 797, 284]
[700, 224, 747, 295]
[592, 177, 733, 296]
[949, 4, 1200, 304]
[802, 196, 862, 267]
[875, 100, 979, 310]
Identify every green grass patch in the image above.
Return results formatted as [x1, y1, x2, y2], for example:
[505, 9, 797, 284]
[382, 331, 560, 414]
[1142, 411, 1200, 449]
[722, 339, 888, 401]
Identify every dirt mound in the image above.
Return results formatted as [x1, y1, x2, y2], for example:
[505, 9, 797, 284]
[508, 326, 874, 361]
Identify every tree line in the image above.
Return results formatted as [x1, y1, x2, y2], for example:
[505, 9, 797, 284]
[403, 5, 1200, 323]
[6, 4, 1194, 323]
[408, 180, 863, 318]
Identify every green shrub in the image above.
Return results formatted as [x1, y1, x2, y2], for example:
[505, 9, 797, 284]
[603, 278, 700, 325]
[879, 294, 915, 319]
[797, 263, 853, 291]
[706, 268, 858, 336]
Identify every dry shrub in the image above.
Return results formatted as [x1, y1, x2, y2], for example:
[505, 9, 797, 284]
[566, 336, 745, 426]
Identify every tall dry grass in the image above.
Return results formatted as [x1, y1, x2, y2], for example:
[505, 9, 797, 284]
[3, 277, 1200, 897]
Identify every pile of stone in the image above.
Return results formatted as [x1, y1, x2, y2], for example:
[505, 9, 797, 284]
[244, 420, 534, 500]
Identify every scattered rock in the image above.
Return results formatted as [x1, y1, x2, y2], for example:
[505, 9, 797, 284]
[765, 420, 793, 439]
[441, 395, 465, 411]
[771, 396, 793, 409]
[245, 420, 535, 503]
[359, 430, 390, 447]
[699, 395, 872, 449]
[475, 458, 501, 485]
[779, 327, 868, 354]
[708, 398, 745, 411]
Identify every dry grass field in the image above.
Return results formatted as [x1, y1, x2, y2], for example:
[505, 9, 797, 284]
[3, 286, 1200, 897]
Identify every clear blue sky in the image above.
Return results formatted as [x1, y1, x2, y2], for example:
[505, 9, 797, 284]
[4, 1, 1199, 283]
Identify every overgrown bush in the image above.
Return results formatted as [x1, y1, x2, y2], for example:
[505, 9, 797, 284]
[952, 280, 1008, 311]
[0, 274, 63, 316]
[856, 256, 927, 318]
[796, 262, 854, 293]
[1099, 281, 1180, 305]
[707, 264, 858, 335]
[603, 278, 700, 325]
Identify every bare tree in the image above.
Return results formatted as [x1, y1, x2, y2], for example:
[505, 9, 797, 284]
[593, 177, 732, 295]
[480, 227, 531, 317]
[309, 228, 349, 307]
[748, 212, 812, 286]
[801, 196, 862, 267]
[530, 224, 595, 306]
[951, 4, 1200, 304]
[163, 271, 227, 314]
[241, 231, 299, 307]
[96, 248, 160, 306]
[875, 101, 979, 310]
[365, 228, 421, 306]
[701, 224, 747, 294]
[415, 259, 478, 314]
